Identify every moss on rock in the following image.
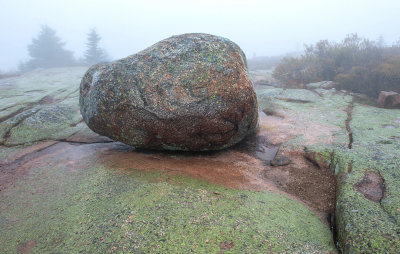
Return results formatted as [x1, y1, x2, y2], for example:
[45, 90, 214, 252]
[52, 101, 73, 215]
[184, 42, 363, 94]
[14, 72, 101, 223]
[0, 143, 336, 253]
[258, 86, 400, 252]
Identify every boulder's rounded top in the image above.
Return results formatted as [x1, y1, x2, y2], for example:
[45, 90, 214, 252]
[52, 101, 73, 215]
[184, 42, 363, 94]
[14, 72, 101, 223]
[134, 33, 247, 66]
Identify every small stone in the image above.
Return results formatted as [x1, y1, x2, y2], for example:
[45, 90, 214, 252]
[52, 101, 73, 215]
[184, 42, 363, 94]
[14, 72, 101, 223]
[270, 155, 291, 166]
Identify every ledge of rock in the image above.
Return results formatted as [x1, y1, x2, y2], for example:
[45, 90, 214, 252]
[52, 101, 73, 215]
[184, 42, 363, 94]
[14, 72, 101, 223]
[79, 33, 258, 151]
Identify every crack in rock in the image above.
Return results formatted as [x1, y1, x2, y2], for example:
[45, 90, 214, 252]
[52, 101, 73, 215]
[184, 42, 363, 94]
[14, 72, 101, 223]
[0, 106, 32, 124]
[1, 107, 41, 145]
[344, 99, 354, 149]
[0, 93, 74, 125]
[0, 141, 59, 191]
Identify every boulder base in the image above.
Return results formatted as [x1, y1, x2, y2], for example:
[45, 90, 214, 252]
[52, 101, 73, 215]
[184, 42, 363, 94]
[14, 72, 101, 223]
[79, 33, 258, 151]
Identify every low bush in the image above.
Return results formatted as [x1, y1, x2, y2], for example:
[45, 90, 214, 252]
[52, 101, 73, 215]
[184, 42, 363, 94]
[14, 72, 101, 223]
[273, 34, 400, 97]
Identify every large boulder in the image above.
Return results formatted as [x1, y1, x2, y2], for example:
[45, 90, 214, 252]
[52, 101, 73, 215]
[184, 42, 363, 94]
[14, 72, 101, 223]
[80, 33, 258, 151]
[377, 91, 400, 109]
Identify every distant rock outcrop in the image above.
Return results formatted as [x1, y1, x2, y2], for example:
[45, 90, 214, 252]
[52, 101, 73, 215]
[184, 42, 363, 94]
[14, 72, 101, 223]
[378, 91, 400, 109]
[305, 81, 336, 90]
[79, 33, 258, 151]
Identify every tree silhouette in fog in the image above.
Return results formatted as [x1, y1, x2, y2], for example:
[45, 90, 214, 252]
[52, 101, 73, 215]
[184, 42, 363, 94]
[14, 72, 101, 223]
[83, 28, 109, 66]
[20, 25, 75, 71]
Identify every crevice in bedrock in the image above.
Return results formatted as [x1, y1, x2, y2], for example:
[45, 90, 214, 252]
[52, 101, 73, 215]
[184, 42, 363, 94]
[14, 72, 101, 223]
[275, 97, 312, 104]
[328, 209, 338, 247]
[57, 139, 116, 145]
[303, 147, 333, 169]
[0, 141, 58, 167]
[0, 93, 84, 145]
[234, 132, 337, 224]
[249, 106, 339, 226]
[0, 104, 24, 113]
[344, 99, 354, 149]
[308, 88, 324, 97]
[303, 147, 340, 237]
[0, 140, 117, 192]
[297, 147, 339, 248]
[61, 87, 80, 99]
[0, 141, 59, 192]
[1, 127, 115, 147]
[374, 170, 399, 225]
[1, 108, 41, 145]
[0, 93, 71, 125]
[0, 106, 32, 124]
[269, 149, 337, 225]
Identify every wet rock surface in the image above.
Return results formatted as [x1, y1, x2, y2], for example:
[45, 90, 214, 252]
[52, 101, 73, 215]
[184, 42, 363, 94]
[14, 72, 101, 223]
[0, 67, 337, 253]
[80, 33, 258, 151]
[233, 134, 279, 163]
[2, 68, 400, 253]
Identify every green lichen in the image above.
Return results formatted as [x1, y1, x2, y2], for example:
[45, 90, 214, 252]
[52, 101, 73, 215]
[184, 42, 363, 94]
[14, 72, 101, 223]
[331, 103, 400, 253]
[5, 98, 83, 145]
[0, 67, 87, 146]
[332, 150, 400, 253]
[0, 147, 335, 253]
[257, 86, 400, 252]
[3, 58, 400, 252]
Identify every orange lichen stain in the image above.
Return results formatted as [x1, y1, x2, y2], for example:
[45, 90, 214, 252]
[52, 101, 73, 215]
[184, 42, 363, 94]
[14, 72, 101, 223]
[102, 148, 280, 192]
[17, 240, 36, 254]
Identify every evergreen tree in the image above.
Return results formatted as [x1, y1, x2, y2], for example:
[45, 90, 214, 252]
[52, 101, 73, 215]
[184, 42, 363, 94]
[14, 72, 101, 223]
[21, 25, 75, 71]
[83, 28, 109, 65]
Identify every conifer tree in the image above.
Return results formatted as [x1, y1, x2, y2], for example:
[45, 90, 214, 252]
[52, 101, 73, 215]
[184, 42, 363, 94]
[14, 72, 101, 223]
[21, 25, 75, 71]
[83, 28, 109, 65]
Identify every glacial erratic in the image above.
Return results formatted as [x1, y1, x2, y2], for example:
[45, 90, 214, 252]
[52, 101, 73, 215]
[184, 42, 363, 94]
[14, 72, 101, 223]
[79, 33, 258, 151]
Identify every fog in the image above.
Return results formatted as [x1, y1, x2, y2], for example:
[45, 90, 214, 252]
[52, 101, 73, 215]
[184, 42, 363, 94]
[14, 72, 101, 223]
[1, 0, 400, 71]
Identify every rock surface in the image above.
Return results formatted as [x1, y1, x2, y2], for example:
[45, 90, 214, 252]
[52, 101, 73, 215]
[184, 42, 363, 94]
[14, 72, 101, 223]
[248, 69, 279, 87]
[377, 91, 400, 108]
[270, 155, 291, 166]
[80, 33, 258, 151]
[305, 81, 336, 90]
[258, 86, 400, 253]
[0, 67, 336, 253]
[2, 67, 400, 253]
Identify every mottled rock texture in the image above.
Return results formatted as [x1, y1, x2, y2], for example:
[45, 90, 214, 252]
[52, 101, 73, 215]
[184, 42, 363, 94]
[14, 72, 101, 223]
[378, 91, 400, 108]
[80, 33, 258, 151]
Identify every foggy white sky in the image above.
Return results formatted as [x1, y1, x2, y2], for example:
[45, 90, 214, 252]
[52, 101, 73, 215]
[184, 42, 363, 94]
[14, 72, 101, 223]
[1, 0, 400, 71]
